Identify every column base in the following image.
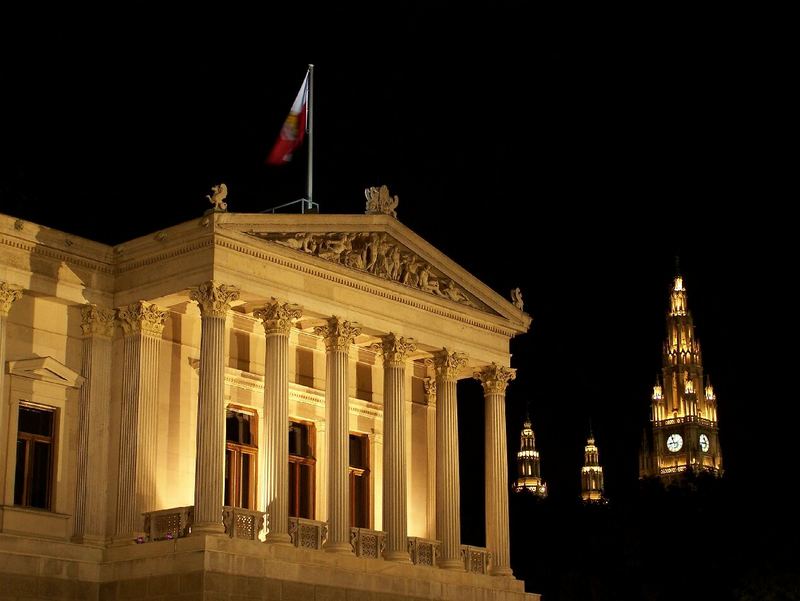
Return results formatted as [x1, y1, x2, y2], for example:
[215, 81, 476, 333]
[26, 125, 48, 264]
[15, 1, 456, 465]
[324, 541, 355, 554]
[384, 550, 412, 563]
[264, 532, 293, 545]
[490, 566, 514, 577]
[439, 558, 465, 571]
[191, 522, 226, 535]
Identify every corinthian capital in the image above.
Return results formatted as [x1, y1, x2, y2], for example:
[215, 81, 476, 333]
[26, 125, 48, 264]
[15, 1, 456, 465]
[254, 298, 303, 335]
[0, 282, 23, 316]
[428, 348, 468, 381]
[80, 304, 116, 338]
[117, 301, 168, 337]
[314, 316, 361, 352]
[372, 333, 416, 366]
[473, 362, 517, 394]
[189, 281, 240, 318]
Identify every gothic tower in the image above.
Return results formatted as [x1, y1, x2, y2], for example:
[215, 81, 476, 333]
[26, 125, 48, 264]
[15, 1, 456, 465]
[581, 427, 606, 504]
[639, 270, 723, 479]
[512, 412, 547, 497]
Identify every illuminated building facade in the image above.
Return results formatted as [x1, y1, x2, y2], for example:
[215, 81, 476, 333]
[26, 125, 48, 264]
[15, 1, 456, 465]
[0, 201, 539, 600]
[580, 430, 606, 504]
[512, 413, 546, 497]
[639, 273, 723, 480]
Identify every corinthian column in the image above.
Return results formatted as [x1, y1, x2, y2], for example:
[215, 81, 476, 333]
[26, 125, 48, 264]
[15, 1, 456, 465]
[254, 299, 302, 544]
[314, 317, 360, 554]
[373, 333, 416, 562]
[115, 301, 167, 539]
[474, 363, 517, 576]
[74, 305, 114, 544]
[431, 348, 468, 570]
[0, 283, 23, 500]
[190, 281, 240, 534]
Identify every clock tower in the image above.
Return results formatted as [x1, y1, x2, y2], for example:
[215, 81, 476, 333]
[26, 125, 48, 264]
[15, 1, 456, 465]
[639, 271, 723, 480]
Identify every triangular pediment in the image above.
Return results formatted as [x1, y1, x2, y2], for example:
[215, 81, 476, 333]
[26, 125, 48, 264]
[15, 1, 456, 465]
[216, 213, 531, 331]
[7, 356, 84, 388]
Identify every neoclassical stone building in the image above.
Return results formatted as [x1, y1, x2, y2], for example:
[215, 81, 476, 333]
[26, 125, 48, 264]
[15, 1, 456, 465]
[0, 203, 535, 600]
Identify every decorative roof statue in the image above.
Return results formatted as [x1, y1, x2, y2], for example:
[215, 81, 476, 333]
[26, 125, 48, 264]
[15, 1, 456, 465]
[207, 183, 228, 212]
[364, 185, 399, 218]
[511, 287, 524, 310]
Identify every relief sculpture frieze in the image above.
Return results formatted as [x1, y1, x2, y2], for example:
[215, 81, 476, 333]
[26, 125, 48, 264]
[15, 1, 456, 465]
[254, 231, 483, 310]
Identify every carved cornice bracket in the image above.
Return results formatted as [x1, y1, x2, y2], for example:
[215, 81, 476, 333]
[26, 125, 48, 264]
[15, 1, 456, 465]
[80, 304, 116, 338]
[372, 333, 416, 367]
[473, 362, 517, 394]
[117, 301, 167, 337]
[0, 282, 23, 316]
[189, 280, 240, 318]
[254, 298, 303, 336]
[314, 316, 361, 352]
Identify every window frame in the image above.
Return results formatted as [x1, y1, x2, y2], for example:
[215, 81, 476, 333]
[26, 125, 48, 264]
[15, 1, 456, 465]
[224, 405, 259, 510]
[288, 420, 316, 519]
[14, 402, 57, 510]
[348, 433, 370, 529]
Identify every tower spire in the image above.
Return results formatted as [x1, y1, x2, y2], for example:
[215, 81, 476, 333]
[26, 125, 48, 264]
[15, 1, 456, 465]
[581, 428, 607, 504]
[512, 411, 546, 497]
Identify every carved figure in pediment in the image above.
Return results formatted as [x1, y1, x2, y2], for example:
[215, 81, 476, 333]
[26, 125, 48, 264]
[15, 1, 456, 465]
[318, 232, 355, 262]
[442, 279, 466, 302]
[387, 245, 403, 280]
[401, 255, 420, 287]
[365, 185, 399, 218]
[365, 233, 387, 273]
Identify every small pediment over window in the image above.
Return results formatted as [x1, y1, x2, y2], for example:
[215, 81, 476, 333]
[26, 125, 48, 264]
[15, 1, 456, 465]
[6, 357, 84, 388]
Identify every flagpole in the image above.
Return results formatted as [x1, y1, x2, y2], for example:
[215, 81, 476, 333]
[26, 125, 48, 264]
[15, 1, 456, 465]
[306, 64, 314, 211]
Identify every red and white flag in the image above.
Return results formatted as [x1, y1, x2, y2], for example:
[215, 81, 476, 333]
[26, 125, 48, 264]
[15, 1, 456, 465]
[266, 73, 309, 165]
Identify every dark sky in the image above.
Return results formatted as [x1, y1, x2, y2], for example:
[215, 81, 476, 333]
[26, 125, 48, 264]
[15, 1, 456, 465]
[2, 9, 795, 597]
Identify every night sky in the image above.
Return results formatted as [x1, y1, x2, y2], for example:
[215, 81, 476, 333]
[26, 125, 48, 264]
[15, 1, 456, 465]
[2, 10, 796, 599]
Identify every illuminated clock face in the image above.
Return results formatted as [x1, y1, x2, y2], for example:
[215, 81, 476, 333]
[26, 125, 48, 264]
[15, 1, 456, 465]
[666, 433, 683, 452]
[699, 434, 710, 453]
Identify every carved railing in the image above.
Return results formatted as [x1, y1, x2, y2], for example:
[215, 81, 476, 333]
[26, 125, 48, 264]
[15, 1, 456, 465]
[222, 506, 265, 540]
[350, 527, 386, 559]
[460, 545, 491, 574]
[407, 537, 440, 567]
[142, 506, 194, 541]
[288, 517, 327, 550]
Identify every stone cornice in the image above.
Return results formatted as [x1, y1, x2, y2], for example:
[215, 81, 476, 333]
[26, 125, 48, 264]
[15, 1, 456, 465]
[372, 333, 416, 367]
[80, 304, 115, 338]
[254, 299, 303, 336]
[189, 281, 240, 318]
[314, 317, 361, 352]
[473, 363, 517, 394]
[428, 349, 469, 381]
[0, 281, 23, 316]
[117, 301, 168, 337]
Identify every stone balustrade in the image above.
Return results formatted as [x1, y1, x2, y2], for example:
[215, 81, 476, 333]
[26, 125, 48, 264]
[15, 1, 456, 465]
[461, 545, 492, 574]
[223, 506, 265, 540]
[142, 506, 194, 541]
[407, 537, 440, 567]
[350, 527, 386, 559]
[289, 517, 328, 550]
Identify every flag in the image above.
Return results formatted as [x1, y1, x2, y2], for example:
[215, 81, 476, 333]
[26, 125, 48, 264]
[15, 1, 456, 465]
[266, 73, 309, 165]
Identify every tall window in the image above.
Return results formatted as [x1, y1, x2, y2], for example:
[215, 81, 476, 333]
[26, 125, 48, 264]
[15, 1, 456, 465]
[349, 433, 369, 528]
[289, 421, 315, 519]
[14, 405, 55, 509]
[225, 408, 257, 509]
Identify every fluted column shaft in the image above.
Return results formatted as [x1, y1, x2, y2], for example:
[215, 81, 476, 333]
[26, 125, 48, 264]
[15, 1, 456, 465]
[74, 305, 114, 543]
[191, 281, 240, 534]
[0, 283, 23, 500]
[475, 363, 517, 577]
[255, 300, 302, 544]
[115, 302, 167, 537]
[315, 317, 360, 554]
[432, 349, 468, 570]
[375, 334, 416, 562]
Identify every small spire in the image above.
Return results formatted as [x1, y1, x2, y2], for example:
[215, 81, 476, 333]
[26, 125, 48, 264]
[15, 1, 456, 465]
[588, 418, 594, 439]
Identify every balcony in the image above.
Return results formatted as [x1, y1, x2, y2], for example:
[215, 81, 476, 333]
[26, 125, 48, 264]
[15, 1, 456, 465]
[407, 537, 440, 567]
[350, 527, 386, 559]
[461, 545, 491, 574]
[142, 506, 265, 542]
[288, 516, 327, 550]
